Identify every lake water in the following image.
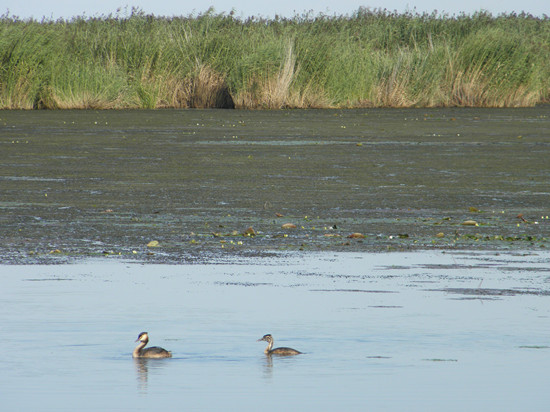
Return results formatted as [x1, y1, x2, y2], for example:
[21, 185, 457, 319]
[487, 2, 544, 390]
[2, 250, 549, 411]
[1, 107, 549, 410]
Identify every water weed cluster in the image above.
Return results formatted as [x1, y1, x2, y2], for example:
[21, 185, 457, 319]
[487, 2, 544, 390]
[1, 8, 549, 109]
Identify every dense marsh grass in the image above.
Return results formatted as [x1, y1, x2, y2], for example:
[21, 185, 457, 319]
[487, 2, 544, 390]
[0, 8, 549, 109]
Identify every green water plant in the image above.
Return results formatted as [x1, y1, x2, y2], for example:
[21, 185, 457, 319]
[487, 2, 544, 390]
[0, 8, 548, 109]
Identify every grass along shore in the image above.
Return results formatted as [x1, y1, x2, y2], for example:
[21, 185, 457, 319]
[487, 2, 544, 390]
[1, 8, 549, 109]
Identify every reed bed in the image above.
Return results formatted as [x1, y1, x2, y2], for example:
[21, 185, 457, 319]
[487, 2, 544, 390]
[1, 8, 548, 109]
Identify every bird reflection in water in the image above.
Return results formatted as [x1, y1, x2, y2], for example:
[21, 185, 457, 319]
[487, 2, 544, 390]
[134, 357, 150, 393]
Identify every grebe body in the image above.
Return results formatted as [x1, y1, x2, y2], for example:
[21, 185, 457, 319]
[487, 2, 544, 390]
[133, 332, 172, 359]
[258, 334, 301, 356]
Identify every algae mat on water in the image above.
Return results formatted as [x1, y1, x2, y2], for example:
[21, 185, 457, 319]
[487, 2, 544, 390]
[0, 107, 549, 263]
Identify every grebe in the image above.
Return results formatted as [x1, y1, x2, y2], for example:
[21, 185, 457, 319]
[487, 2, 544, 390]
[258, 334, 301, 356]
[133, 332, 172, 358]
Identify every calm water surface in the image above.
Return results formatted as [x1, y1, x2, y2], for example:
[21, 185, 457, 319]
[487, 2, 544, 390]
[2, 250, 549, 411]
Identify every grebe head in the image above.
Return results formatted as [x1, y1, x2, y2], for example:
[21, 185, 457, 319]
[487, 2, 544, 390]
[136, 332, 149, 343]
[258, 334, 273, 343]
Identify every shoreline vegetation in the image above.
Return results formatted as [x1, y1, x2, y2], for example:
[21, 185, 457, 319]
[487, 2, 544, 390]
[1, 8, 549, 110]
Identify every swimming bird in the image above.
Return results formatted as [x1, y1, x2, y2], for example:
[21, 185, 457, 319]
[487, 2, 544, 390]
[258, 334, 301, 356]
[133, 332, 172, 358]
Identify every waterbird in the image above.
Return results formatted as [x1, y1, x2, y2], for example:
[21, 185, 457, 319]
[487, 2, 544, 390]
[133, 332, 172, 358]
[258, 334, 301, 356]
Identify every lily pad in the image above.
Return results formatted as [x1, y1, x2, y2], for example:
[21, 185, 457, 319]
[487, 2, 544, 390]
[282, 223, 297, 229]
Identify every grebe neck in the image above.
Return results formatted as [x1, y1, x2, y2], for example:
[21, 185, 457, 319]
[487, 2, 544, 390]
[264, 338, 274, 354]
[133, 340, 147, 358]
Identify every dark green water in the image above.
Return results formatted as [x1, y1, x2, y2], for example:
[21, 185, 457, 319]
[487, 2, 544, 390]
[1, 107, 549, 263]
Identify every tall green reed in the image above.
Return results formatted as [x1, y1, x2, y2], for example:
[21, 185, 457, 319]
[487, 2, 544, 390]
[0, 9, 548, 109]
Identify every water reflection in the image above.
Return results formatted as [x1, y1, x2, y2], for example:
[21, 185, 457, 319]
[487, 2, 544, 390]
[260, 352, 305, 381]
[260, 354, 274, 380]
[133, 357, 173, 393]
[133, 358, 149, 393]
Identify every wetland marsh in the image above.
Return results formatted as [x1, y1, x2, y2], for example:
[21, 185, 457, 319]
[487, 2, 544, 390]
[1, 107, 549, 262]
[1, 107, 549, 410]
